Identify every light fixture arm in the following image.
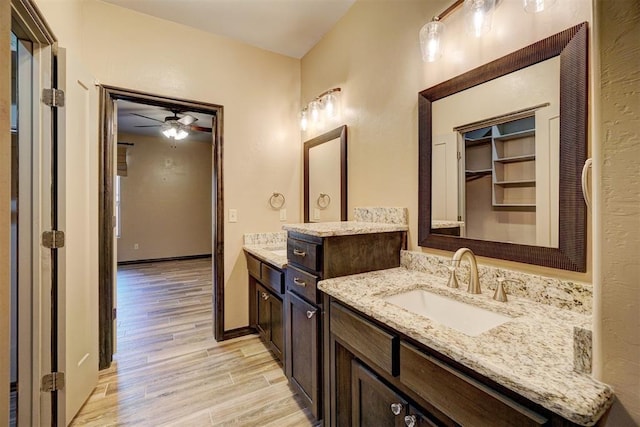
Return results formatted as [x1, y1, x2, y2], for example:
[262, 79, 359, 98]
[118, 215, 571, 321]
[435, 0, 464, 21]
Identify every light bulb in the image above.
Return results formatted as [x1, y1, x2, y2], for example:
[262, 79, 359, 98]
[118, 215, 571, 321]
[464, 0, 495, 38]
[300, 109, 308, 131]
[309, 100, 320, 122]
[420, 18, 445, 63]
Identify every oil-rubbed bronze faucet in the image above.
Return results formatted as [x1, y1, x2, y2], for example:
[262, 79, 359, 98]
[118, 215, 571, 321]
[449, 248, 481, 294]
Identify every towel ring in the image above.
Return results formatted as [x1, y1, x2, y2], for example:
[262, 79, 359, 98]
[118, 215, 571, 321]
[317, 193, 331, 209]
[269, 192, 285, 209]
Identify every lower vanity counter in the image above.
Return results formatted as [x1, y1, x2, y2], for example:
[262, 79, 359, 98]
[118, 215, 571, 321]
[318, 267, 614, 426]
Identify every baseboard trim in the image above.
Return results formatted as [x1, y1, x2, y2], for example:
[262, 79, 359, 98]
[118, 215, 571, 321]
[117, 254, 212, 266]
[223, 326, 255, 341]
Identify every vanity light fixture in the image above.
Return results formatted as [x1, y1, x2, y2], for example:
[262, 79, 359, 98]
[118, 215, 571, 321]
[420, 17, 445, 62]
[299, 88, 342, 131]
[523, 0, 557, 13]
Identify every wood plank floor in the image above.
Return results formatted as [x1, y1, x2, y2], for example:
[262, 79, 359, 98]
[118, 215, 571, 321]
[71, 258, 312, 426]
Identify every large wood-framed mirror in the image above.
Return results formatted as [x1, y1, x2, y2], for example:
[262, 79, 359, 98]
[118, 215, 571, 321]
[418, 23, 588, 272]
[304, 125, 347, 222]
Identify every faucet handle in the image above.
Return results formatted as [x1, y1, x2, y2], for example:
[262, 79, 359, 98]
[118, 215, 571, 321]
[493, 277, 523, 302]
[446, 265, 459, 289]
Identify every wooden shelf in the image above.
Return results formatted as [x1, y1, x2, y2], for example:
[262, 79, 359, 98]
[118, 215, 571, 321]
[493, 203, 536, 208]
[494, 180, 536, 187]
[493, 129, 535, 141]
[464, 136, 492, 147]
[465, 169, 492, 176]
[494, 154, 536, 164]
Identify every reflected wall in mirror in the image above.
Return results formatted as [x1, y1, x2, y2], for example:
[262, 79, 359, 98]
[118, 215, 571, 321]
[419, 23, 587, 272]
[304, 125, 347, 222]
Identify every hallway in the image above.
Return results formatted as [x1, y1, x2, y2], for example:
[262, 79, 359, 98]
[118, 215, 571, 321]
[71, 258, 312, 426]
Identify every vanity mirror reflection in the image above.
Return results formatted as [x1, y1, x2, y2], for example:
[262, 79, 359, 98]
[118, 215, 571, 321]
[419, 23, 587, 272]
[304, 125, 347, 222]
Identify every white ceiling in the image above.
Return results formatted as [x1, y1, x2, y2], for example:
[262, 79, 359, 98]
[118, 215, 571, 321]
[102, 0, 356, 58]
[117, 100, 215, 142]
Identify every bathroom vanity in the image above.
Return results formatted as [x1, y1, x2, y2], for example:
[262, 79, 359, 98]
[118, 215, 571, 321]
[319, 257, 613, 427]
[282, 221, 408, 422]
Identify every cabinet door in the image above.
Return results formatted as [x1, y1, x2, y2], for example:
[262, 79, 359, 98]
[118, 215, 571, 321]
[352, 360, 407, 427]
[256, 283, 271, 342]
[270, 294, 283, 361]
[286, 290, 321, 419]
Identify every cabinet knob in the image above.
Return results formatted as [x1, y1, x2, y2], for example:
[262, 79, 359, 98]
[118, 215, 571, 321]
[390, 402, 404, 416]
[404, 415, 417, 427]
[293, 277, 307, 287]
[262, 292, 269, 301]
[306, 310, 316, 319]
[293, 249, 306, 257]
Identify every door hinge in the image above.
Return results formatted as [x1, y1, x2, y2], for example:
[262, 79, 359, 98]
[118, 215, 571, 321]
[41, 372, 65, 392]
[42, 88, 65, 107]
[457, 151, 462, 160]
[113, 307, 117, 319]
[42, 230, 65, 249]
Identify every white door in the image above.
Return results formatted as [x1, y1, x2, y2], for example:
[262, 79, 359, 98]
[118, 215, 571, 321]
[55, 47, 100, 425]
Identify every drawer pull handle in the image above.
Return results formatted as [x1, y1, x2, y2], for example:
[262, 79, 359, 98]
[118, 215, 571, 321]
[293, 249, 306, 257]
[306, 310, 316, 319]
[261, 292, 269, 301]
[390, 403, 404, 416]
[293, 277, 307, 287]
[404, 415, 417, 427]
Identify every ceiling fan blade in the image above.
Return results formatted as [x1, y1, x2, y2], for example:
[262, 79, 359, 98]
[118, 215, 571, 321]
[134, 125, 161, 128]
[131, 113, 165, 123]
[178, 114, 198, 125]
[190, 125, 212, 133]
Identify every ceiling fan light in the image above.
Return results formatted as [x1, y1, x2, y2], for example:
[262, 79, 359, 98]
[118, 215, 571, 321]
[175, 126, 189, 140]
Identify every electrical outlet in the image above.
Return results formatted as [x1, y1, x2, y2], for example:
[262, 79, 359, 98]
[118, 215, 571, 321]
[314, 208, 321, 221]
[279, 208, 287, 221]
[229, 209, 238, 223]
[134, 243, 139, 250]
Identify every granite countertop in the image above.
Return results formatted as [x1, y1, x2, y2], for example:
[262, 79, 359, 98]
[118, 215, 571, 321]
[282, 221, 408, 237]
[318, 268, 613, 426]
[431, 220, 465, 229]
[242, 244, 288, 269]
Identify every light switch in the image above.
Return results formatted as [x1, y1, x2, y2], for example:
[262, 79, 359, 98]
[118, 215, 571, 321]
[229, 209, 238, 223]
[279, 208, 287, 221]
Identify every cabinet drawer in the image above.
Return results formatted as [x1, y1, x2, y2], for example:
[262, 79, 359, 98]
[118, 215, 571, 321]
[287, 238, 320, 272]
[261, 263, 284, 295]
[286, 265, 320, 304]
[331, 302, 398, 376]
[399, 343, 548, 427]
[246, 253, 261, 280]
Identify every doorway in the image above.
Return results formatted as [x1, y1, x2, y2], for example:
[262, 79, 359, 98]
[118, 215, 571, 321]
[98, 87, 225, 369]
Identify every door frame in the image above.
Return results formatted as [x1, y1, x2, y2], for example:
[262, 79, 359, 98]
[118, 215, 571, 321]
[97, 86, 226, 369]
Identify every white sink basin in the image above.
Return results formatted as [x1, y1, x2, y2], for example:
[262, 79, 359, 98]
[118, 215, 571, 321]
[270, 249, 287, 257]
[385, 289, 512, 336]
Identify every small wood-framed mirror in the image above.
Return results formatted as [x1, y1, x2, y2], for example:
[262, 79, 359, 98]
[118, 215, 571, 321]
[418, 23, 588, 272]
[304, 125, 347, 223]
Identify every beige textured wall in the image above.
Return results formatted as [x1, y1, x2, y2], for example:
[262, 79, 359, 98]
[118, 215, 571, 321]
[1, 0, 11, 421]
[116, 132, 212, 262]
[34, 0, 301, 330]
[594, 0, 640, 424]
[301, 0, 591, 282]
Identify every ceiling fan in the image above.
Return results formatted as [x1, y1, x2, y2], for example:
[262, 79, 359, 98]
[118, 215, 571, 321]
[132, 109, 212, 140]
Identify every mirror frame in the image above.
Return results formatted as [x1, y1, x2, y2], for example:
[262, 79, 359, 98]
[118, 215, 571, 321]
[304, 125, 348, 222]
[418, 23, 588, 272]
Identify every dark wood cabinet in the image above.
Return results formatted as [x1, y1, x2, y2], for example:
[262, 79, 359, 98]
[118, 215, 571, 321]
[254, 282, 283, 361]
[245, 252, 285, 363]
[285, 229, 407, 425]
[352, 360, 407, 427]
[326, 297, 601, 427]
[286, 290, 321, 419]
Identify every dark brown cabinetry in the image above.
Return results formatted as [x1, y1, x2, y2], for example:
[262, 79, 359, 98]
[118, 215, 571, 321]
[285, 229, 406, 424]
[245, 252, 285, 363]
[326, 298, 598, 427]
